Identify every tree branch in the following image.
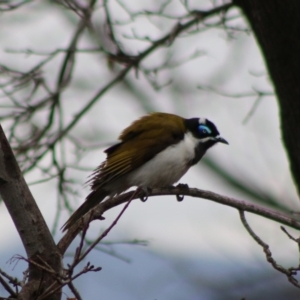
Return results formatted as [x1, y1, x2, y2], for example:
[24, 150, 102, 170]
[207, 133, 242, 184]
[58, 186, 300, 254]
[0, 125, 61, 300]
[234, 0, 300, 195]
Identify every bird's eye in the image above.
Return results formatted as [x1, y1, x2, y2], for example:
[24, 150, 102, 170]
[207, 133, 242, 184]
[198, 124, 212, 135]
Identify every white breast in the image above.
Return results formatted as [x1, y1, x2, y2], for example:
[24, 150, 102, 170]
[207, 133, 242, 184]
[128, 132, 199, 188]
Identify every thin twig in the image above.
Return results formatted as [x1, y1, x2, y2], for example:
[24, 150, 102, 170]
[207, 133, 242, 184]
[239, 210, 300, 288]
[68, 281, 82, 300]
[0, 274, 17, 297]
[78, 190, 137, 263]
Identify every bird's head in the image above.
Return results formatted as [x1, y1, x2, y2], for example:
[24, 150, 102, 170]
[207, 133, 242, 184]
[185, 117, 228, 151]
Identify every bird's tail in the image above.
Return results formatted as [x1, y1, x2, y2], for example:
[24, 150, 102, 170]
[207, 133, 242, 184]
[61, 189, 108, 231]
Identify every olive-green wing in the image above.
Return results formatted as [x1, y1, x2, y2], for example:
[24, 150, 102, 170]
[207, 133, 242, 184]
[90, 113, 186, 189]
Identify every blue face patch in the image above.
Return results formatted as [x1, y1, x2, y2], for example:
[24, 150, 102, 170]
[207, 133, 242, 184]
[198, 124, 212, 135]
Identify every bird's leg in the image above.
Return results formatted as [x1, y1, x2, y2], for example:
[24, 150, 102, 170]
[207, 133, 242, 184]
[175, 183, 189, 201]
[137, 186, 152, 202]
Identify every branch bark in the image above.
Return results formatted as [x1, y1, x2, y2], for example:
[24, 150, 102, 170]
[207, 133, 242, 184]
[234, 0, 300, 196]
[0, 125, 61, 300]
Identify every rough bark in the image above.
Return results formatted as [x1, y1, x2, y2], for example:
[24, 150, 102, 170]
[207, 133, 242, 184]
[234, 0, 300, 196]
[0, 125, 62, 300]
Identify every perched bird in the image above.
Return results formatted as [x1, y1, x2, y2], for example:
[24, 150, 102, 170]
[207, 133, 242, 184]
[62, 112, 228, 231]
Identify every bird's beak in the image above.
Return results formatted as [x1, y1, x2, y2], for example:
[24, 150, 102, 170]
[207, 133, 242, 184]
[215, 136, 229, 145]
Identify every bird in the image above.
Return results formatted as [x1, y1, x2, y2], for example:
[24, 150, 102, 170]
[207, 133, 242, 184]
[62, 112, 228, 231]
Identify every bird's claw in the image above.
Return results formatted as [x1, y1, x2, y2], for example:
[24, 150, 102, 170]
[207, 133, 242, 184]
[138, 186, 152, 202]
[176, 183, 189, 201]
[176, 194, 184, 201]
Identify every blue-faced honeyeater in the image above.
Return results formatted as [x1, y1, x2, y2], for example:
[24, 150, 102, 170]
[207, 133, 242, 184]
[62, 112, 228, 231]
